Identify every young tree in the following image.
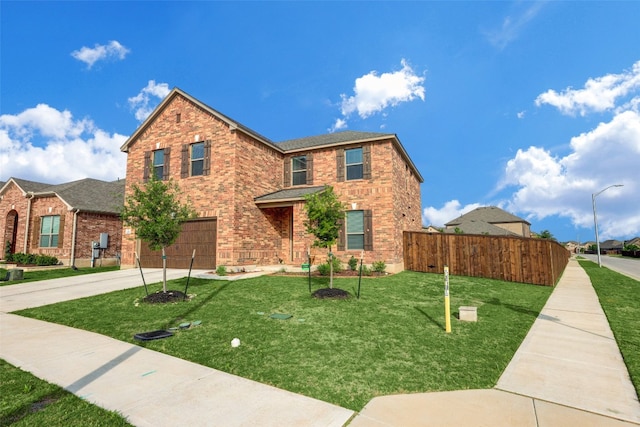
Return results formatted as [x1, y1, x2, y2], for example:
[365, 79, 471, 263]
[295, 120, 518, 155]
[538, 230, 556, 241]
[121, 177, 197, 292]
[303, 186, 345, 289]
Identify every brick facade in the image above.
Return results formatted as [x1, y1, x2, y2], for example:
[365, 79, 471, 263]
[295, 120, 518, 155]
[121, 88, 424, 272]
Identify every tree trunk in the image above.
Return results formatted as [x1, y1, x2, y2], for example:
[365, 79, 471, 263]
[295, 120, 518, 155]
[329, 249, 334, 289]
[162, 246, 167, 292]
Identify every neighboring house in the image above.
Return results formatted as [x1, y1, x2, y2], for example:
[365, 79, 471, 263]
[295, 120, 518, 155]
[444, 206, 531, 237]
[599, 239, 624, 253]
[120, 88, 423, 272]
[0, 177, 125, 267]
[423, 225, 442, 233]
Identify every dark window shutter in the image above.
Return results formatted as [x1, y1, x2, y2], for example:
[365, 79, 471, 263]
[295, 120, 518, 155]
[181, 144, 189, 178]
[336, 149, 345, 182]
[337, 215, 345, 251]
[284, 157, 291, 187]
[143, 151, 151, 182]
[57, 215, 65, 248]
[306, 153, 313, 185]
[32, 216, 41, 248]
[364, 210, 373, 251]
[363, 145, 372, 180]
[203, 140, 211, 176]
[163, 147, 171, 180]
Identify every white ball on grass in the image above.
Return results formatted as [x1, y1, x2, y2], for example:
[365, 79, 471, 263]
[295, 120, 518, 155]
[231, 338, 241, 347]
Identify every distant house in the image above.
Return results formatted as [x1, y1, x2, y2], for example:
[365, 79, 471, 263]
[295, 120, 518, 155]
[599, 239, 624, 254]
[0, 177, 125, 267]
[444, 206, 531, 237]
[423, 225, 442, 233]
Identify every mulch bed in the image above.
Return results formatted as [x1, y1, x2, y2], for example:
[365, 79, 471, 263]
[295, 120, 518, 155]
[143, 290, 188, 304]
[312, 288, 350, 299]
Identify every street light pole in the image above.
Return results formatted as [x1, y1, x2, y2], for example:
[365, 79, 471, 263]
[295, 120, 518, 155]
[592, 184, 624, 267]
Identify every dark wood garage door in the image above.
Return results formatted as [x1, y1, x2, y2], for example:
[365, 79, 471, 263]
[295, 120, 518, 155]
[139, 218, 217, 269]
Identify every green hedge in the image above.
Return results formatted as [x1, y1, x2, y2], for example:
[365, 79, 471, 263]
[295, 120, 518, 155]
[8, 253, 59, 266]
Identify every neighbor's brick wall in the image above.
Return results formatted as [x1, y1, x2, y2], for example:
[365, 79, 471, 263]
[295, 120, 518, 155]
[73, 212, 123, 266]
[0, 182, 30, 256]
[25, 196, 71, 261]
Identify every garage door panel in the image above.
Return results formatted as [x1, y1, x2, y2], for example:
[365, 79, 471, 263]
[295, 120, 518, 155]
[139, 219, 216, 269]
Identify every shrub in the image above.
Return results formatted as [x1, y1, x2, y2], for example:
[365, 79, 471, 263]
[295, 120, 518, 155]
[372, 260, 386, 274]
[215, 265, 227, 276]
[317, 263, 331, 276]
[331, 256, 343, 273]
[348, 256, 358, 271]
[361, 265, 372, 276]
[10, 253, 58, 266]
[4, 241, 13, 262]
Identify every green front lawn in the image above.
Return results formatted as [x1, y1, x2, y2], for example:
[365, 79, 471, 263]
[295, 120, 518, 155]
[0, 359, 131, 426]
[16, 271, 551, 411]
[579, 260, 640, 398]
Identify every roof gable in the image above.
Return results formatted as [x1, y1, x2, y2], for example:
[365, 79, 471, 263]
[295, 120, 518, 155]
[120, 87, 279, 153]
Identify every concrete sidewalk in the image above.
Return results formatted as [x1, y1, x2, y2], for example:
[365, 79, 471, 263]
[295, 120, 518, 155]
[349, 258, 640, 426]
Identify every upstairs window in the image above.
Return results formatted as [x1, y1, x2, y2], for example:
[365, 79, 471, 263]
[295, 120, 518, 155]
[39, 215, 60, 248]
[292, 156, 307, 185]
[153, 150, 165, 180]
[181, 141, 211, 178]
[284, 153, 313, 187]
[144, 147, 170, 182]
[337, 146, 370, 181]
[345, 148, 363, 180]
[191, 142, 205, 176]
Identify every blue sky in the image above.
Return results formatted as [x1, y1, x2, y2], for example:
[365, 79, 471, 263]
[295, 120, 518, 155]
[1, 1, 639, 243]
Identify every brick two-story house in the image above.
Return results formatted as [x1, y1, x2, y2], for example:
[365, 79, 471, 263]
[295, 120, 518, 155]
[0, 178, 125, 267]
[120, 88, 423, 272]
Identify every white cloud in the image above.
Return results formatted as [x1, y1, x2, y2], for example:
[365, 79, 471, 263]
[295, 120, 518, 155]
[71, 40, 130, 69]
[517, 111, 526, 119]
[485, 1, 546, 50]
[331, 59, 425, 131]
[0, 104, 127, 183]
[128, 80, 171, 121]
[422, 200, 482, 227]
[535, 60, 640, 116]
[499, 109, 640, 240]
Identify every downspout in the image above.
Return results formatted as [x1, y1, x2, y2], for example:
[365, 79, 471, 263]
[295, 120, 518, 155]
[70, 208, 80, 267]
[23, 192, 34, 253]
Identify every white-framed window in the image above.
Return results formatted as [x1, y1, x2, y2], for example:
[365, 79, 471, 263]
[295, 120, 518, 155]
[39, 215, 60, 248]
[346, 210, 364, 250]
[345, 147, 363, 180]
[292, 155, 307, 185]
[190, 142, 204, 176]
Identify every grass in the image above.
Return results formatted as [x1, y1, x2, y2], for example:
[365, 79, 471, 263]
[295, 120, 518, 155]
[0, 266, 120, 286]
[16, 271, 552, 411]
[0, 359, 131, 426]
[578, 259, 640, 397]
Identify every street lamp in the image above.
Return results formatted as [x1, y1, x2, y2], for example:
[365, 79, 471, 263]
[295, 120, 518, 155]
[592, 184, 624, 267]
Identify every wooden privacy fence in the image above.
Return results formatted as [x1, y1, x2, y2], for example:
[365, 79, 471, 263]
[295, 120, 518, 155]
[403, 232, 570, 286]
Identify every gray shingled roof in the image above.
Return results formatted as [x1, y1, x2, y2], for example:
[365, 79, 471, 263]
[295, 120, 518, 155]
[444, 220, 519, 236]
[49, 178, 125, 214]
[2, 177, 124, 214]
[277, 131, 395, 151]
[255, 186, 326, 203]
[445, 206, 530, 226]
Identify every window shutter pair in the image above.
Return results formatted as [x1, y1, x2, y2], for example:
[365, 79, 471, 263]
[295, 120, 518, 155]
[180, 141, 212, 177]
[283, 153, 313, 187]
[58, 215, 65, 248]
[336, 149, 345, 182]
[337, 210, 373, 251]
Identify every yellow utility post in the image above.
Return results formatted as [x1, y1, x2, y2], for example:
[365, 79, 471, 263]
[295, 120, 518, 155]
[444, 265, 451, 333]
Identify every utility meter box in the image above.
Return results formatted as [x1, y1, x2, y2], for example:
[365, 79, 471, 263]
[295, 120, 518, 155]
[92, 241, 100, 259]
[99, 233, 109, 249]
